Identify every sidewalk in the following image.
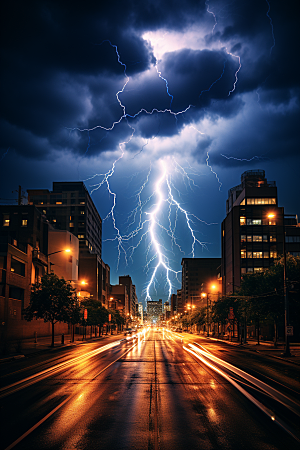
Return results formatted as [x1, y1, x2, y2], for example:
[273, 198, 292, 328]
[0, 332, 122, 363]
[206, 335, 300, 365]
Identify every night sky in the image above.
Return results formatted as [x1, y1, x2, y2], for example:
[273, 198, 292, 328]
[1, 0, 299, 306]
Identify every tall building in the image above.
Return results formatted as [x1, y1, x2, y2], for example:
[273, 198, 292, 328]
[147, 299, 162, 323]
[28, 182, 102, 258]
[28, 182, 110, 303]
[181, 258, 221, 308]
[119, 275, 137, 317]
[221, 170, 300, 295]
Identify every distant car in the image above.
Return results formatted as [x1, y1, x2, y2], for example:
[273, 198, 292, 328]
[124, 328, 132, 335]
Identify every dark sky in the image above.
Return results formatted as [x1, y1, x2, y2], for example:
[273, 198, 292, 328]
[1, 0, 299, 305]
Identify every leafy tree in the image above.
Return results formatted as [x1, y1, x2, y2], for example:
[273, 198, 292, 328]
[81, 298, 108, 330]
[239, 254, 300, 342]
[108, 309, 125, 331]
[190, 307, 206, 328]
[23, 273, 81, 347]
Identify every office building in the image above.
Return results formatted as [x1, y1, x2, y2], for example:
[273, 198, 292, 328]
[28, 182, 110, 303]
[181, 258, 221, 308]
[147, 299, 162, 323]
[221, 170, 300, 294]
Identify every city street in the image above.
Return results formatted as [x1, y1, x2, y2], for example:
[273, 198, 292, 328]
[1, 328, 299, 450]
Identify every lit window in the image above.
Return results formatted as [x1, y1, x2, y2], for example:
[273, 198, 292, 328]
[268, 220, 276, 225]
[247, 235, 252, 242]
[253, 252, 262, 258]
[253, 235, 262, 242]
[78, 234, 84, 239]
[241, 268, 246, 274]
[53, 219, 56, 223]
[69, 223, 74, 227]
[241, 251, 246, 258]
[21, 219, 28, 227]
[240, 216, 246, 226]
[263, 235, 268, 242]
[247, 219, 261, 225]
[247, 252, 253, 258]
[3, 214, 10, 226]
[247, 268, 253, 273]
[254, 267, 263, 272]
[39, 202, 44, 205]
[270, 235, 276, 242]
[241, 235, 246, 242]
[80, 211, 85, 215]
[240, 199, 245, 205]
[56, 201, 62, 205]
[270, 251, 277, 258]
[80, 202, 85, 205]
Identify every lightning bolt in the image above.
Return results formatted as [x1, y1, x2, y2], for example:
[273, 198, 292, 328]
[265, 0, 275, 56]
[68, 4, 250, 302]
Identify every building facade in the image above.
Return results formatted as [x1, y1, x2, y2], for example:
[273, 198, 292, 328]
[221, 170, 299, 295]
[147, 299, 162, 323]
[28, 182, 110, 304]
[181, 258, 221, 308]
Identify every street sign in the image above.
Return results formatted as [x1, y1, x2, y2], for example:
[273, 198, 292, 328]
[286, 326, 293, 336]
[84, 309, 88, 320]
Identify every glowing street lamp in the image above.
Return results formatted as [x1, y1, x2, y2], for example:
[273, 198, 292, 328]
[47, 248, 71, 273]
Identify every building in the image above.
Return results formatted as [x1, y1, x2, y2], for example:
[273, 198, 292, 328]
[28, 182, 110, 304]
[119, 275, 137, 317]
[181, 258, 221, 308]
[0, 205, 75, 348]
[147, 299, 162, 323]
[221, 170, 300, 295]
[176, 289, 183, 314]
[109, 284, 128, 315]
[170, 293, 177, 315]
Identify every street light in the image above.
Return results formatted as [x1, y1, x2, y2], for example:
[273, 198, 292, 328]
[47, 248, 71, 273]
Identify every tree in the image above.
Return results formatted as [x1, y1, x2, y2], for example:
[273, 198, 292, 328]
[23, 273, 81, 347]
[239, 254, 300, 343]
[81, 298, 109, 333]
[190, 307, 206, 330]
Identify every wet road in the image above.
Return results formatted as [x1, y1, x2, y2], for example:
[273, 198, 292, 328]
[1, 328, 299, 450]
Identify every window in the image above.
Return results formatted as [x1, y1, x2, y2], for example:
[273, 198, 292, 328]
[247, 219, 262, 225]
[69, 223, 74, 227]
[78, 234, 84, 239]
[241, 268, 246, 274]
[21, 219, 28, 227]
[270, 251, 277, 258]
[240, 216, 246, 225]
[240, 199, 245, 205]
[247, 235, 252, 242]
[9, 286, 24, 301]
[241, 235, 246, 243]
[253, 235, 262, 242]
[247, 252, 252, 258]
[11, 258, 25, 276]
[246, 198, 276, 205]
[56, 201, 62, 205]
[263, 252, 269, 258]
[263, 235, 268, 242]
[270, 235, 276, 242]
[253, 252, 262, 258]
[80, 211, 85, 215]
[254, 267, 263, 272]
[241, 251, 246, 258]
[247, 268, 253, 273]
[3, 214, 10, 226]
[285, 236, 300, 242]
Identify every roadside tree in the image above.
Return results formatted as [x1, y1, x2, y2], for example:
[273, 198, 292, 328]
[23, 273, 81, 347]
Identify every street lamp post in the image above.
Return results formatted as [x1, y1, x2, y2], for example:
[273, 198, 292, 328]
[47, 248, 71, 273]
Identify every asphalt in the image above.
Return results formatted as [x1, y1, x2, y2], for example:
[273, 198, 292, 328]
[1, 331, 300, 366]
